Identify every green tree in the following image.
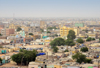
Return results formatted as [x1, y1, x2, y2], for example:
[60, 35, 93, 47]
[29, 33, 33, 36]
[92, 38, 95, 40]
[83, 29, 88, 33]
[33, 49, 38, 54]
[19, 49, 25, 52]
[85, 59, 92, 63]
[99, 38, 100, 42]
[72, 52, 90, 64]
[76, 38, 84, 43]
[11, 50, 37, 65]
[47, 31, 51, 33]
[67, 30, 76, 40]
[50, 38, 65, 47]
[86, 37, 92, 41]
[65, 39, 75, 46]
[0, 34, 2, 36]
[64, 49, 69, 52]
[11, 53, 24, 65]
[0, 58, 2, 63]
[17, 27, 22, 32]
[0, 46, 3, 48]
[81, 47, 88, 52]
[53, 46, 59, 53]
[72, 52, 92, 64]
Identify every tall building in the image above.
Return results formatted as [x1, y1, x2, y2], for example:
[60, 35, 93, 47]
[60, 26, 79, 37]
[40, 21, 46, 29]
[60, 26, 74, 37]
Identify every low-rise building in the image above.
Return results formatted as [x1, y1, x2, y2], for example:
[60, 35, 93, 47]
[6, 29, 15, 36]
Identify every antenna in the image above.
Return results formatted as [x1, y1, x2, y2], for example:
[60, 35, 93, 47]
[13, 13, 15, 21]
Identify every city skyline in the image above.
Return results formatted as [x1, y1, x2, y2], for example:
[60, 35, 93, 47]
[0, 0, 100, 17]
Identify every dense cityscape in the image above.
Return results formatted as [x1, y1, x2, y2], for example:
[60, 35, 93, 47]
[0, 0, 100, 68]
[0, 17, 100, 68]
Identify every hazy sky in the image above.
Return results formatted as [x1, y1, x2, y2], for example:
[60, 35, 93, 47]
[0, 0, 100, 17]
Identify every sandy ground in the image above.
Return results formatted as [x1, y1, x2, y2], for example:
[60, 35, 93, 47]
[0, 63, 28, 68]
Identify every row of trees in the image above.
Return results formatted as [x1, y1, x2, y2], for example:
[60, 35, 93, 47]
[11, 49, 37, 65]
[50, 38, 75, 47]
[76, 37, 96, 43]
[76, 37, 95, 43]
[86, 37, 95, 41]
[50, 38, 88, 52]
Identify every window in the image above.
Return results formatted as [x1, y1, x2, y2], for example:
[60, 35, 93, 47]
[31, 67, 34, 68]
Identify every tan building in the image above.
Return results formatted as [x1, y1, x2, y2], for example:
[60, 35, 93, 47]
[40, 21, 46, 29]
[73, 27, 79, 36]
[86, 33, 96, 38]
[9, 24, 16, 29]
[21, 26, 29, 32]
[9, 24, 20, 30]
[79, 26, 89, 30]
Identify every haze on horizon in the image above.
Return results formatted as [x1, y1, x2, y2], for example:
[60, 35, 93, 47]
[0, 0, 100, 18]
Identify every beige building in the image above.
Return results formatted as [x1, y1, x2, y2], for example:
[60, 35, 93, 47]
[86, 33, 96, 38]
[60, 26, 79, 37]
[9, 24, 16, 29]
[28, 62, 39, 68]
